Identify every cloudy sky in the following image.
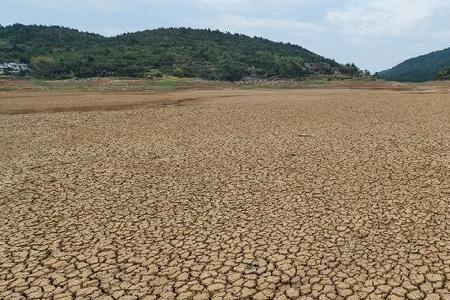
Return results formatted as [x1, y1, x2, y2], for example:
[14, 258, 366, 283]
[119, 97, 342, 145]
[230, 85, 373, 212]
[2, 0, 450, 71]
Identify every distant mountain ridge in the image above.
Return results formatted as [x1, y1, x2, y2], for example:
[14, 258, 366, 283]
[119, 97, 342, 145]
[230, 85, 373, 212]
[0, 24, 360, 80]
[377, 47, 450, 82]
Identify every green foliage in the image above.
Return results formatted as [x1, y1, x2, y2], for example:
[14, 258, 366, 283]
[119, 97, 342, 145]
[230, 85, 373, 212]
[378, 47, 450, 82]
[218, 61, 247, 81]
[339, 63, 360, 76]
[30, 56, 60, 78]
[145, 69, 163, 79]
[274, 57, 306, 78]
[1, 24, 356, 80]
[436, 67, 450, 80]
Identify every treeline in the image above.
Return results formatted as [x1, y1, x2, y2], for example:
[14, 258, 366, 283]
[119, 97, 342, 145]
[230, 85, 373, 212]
[436, 67, 450, 80]
[0, 24, 362, 81]
[377, 46, 450, 82]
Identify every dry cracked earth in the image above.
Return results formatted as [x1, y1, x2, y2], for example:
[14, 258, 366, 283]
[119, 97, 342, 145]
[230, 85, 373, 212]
[0, 88, 450, 300]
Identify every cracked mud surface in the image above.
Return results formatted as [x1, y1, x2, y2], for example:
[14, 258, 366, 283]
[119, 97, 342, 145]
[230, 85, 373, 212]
[1, 89, 450, 300]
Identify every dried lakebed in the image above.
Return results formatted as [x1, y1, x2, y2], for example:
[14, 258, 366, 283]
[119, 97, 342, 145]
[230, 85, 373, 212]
[0, 89, 449, 299]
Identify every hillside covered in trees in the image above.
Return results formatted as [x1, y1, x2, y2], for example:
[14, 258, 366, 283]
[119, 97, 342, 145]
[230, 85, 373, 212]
[0, 24, 361, 81]
[377, 47, 450, 82]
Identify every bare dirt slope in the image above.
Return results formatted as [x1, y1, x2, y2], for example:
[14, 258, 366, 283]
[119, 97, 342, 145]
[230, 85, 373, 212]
[1, 88, 449, 300]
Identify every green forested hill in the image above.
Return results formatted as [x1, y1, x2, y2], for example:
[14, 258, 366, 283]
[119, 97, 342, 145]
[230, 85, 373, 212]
[377, 47, 450, 82]
[0, 24, 360, 80]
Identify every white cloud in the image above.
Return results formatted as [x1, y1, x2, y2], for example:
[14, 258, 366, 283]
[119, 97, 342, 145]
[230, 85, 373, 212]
[431, 31, 450, 40]
[208, 16, 323, 32]
[193, 0, 309, 7]
[10, 0, 126, 13]
[326, 0, 450, 36]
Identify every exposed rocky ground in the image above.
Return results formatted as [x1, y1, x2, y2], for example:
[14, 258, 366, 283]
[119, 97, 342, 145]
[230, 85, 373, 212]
[0, 88, 449, 299]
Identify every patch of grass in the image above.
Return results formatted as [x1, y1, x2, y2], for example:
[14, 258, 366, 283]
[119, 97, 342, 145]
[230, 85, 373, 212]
[2, 77, 428, 93]
[22, 76, 224, 92]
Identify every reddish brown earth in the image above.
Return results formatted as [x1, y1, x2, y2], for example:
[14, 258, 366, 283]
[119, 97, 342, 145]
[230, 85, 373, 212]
[0, 87, 449, 300]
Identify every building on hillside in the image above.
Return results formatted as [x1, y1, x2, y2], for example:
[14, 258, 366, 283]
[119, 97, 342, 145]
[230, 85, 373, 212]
[304, 63, 330, 72]
[0, 63, 30, 74]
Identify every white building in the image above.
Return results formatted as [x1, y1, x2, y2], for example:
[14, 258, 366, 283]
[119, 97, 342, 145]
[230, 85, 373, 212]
[0, 62, 29, 74]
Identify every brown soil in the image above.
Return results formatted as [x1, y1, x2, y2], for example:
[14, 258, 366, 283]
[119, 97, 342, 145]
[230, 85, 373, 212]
[0, 87, 449, 300]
